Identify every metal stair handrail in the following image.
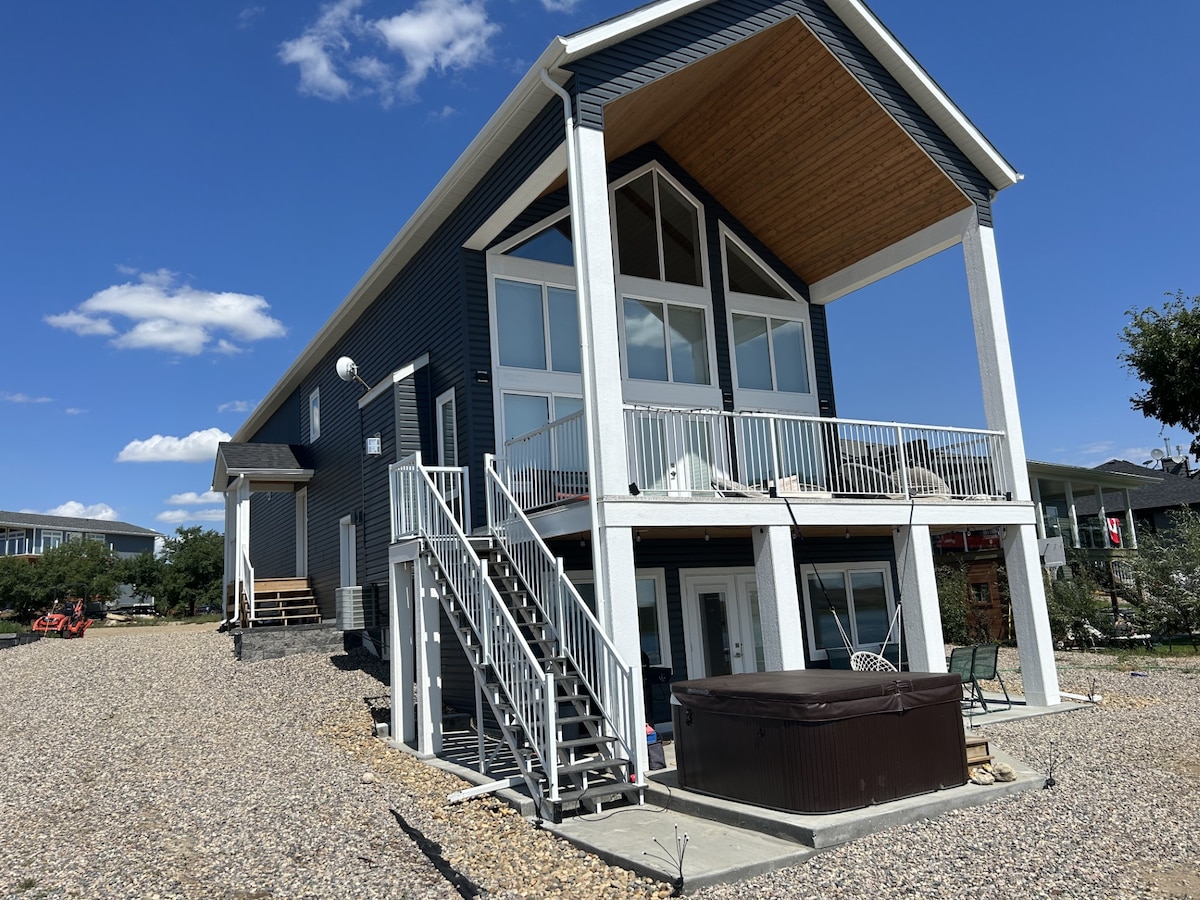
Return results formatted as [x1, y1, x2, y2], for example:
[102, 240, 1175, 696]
[485, 454, 640, 782]
[390, 454, 559, 803]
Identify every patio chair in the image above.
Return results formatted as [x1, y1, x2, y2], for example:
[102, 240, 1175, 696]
[968, 644, 1012, 712]
[947, 646, 978, 708]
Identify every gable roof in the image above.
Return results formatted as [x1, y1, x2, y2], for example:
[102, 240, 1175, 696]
[235, 0, 1019, 445]
[211, 443, 313, 492]
[1071, 459, 1200, 515]
[0, 510, 161, 538]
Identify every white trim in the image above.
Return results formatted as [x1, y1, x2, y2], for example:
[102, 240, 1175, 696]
[295, 486, 308, 579]
[436, 388, 458, 468]
[339, 515, 357, 589]
[799, 560, 896, 662]
[308, 388, 321, 442]
[679, 568, 764, 679]
[809, 207, 974, 304]
[464, 143, 569, 251]
[358, 352, 430, 409]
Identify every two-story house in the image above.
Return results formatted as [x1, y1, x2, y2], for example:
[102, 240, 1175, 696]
[214, 0, 1061, 820]
[0, 510, 159, 560]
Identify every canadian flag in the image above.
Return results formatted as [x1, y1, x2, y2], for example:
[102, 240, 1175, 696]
[1106, 517, 1122, 547]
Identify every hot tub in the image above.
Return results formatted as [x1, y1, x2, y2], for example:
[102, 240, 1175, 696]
[671, 670, 967, 814]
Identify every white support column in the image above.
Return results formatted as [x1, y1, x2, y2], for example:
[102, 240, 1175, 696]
[1124, 489, 1138, 550]
[964, 212, 1059, 701]
[1095, 486, 1110, 548]
[752, 526, 806, 670]
[893, 525, 946, 673]
[414, 553, 442, 757]
[592, 526, 647, 779]
[1065, 482, 1080, 548]
[569, 124, 628, 601]
[1003, 524, 1061, 706]
[963, 213, 1029, 501]
[235, 476, 252, 615]
[390, 559, 416, 745]
[1030, 477, 1046, 540]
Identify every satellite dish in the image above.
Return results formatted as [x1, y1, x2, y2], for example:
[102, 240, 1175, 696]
[1151, 448, 1165, 460]
[335, 356, 369, 390]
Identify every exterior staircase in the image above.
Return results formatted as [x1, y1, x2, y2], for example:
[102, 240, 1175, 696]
[226, 577, 320, 627]
[391, 452, 642, 821]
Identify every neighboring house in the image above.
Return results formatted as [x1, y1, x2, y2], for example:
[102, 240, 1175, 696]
[0, 510, 160, 561]
[1077, 458, 1200, 536]
[933, 461, 1159, 638]
[214, 0, 1062, 817]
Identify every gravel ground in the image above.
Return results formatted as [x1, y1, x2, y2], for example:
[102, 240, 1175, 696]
[2, 633, 1197, 899]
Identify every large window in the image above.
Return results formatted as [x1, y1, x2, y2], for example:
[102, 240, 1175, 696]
[623, 297, 710, 385]
[722, 230, 816, 413]
[614, 171, 703, 286]
[2, 529, 28, 555]
[309, 388, 320, 442]
[41, 530, 63, 552]
[570, 570, 670, 668]
[801, 563, 894, 660]
[495, 278, 579, 374]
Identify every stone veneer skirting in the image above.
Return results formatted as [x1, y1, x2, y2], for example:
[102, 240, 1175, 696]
[232, 621, 343, 662]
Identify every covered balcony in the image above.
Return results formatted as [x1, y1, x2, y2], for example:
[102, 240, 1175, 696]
[498, 405, 1012, 514]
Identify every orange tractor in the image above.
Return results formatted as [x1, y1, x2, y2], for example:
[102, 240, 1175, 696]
[32, 597, 95, 639]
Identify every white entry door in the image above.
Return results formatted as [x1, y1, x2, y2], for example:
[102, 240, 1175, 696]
[681, 571, 765, 679]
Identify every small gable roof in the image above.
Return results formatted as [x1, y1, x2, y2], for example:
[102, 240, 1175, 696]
[212, 443, 313, 493]
[0, 510, 161, 538]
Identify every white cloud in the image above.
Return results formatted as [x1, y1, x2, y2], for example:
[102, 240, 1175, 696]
[46, 268, 286, 356]
[36, 501, 120, 521]
[156, 508, 226, 524]
[218, 400, 255, 413]
[166, 490, 223, 506]
[281, 0, 498, 104]
[239, 5, 265, 28]
[428, 104, 456, 119]
[117, 427, 232, 463]
[540, 0, 581, 10]
[1, 392, 53, 403]
[65, 408, 86, 415]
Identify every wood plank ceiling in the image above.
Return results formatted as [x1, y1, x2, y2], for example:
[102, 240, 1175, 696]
[599, 17, 973, 289]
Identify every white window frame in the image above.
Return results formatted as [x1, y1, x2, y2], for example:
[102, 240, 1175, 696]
[568, 568, 671, 670]
[436, 388, 458, 467]
[721, 227, 819, 415]
[800, 561, 896, 661]
[85, 532, 106, 544]
[309, 388, 321, 442]
[41, 530, 63, 552]
[611, 164, 719, 408]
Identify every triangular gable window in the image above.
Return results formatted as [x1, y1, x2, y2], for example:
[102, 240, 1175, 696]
[726, 240, 788, 299]
[505, 217, 573, 266]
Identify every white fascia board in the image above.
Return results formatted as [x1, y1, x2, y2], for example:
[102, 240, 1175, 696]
[357, 352, 430, 409]
[825, 0, 1021, 193]
[463, 144, 569, 251]
[227, 468, 314, 481]
[809, 208, 974, 304]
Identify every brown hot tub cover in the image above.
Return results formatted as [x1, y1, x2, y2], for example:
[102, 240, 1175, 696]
[671, 670, 967, 813]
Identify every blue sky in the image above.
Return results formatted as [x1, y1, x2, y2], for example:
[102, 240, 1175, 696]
[1, 0, 1197, 535]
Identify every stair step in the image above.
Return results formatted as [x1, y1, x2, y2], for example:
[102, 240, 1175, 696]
[557, 780, 642, 805]
[557, 713, 602, 727]
[557, 756, 629, 777]
[557, 735, 616, 751]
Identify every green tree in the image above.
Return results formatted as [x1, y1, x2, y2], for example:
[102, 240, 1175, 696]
[1120, 290, 1200, 456]
[1044, 552, 1109, 648]
[114, 551, 164, 606]
[935, 562, 970, 645]
[157, 527, 223, 617]
[1130, 505, 1200, 640]
[0, 556, 38, 619]
[34, 540, 121, 606]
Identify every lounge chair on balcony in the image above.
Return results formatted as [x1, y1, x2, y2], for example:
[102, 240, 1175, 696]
[948, 644, 1011, 712]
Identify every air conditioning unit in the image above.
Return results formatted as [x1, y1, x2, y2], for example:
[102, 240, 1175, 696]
[335, 586, 369, 630]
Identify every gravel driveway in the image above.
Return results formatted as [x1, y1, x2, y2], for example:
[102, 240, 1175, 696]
[2, 630, 1197, 899]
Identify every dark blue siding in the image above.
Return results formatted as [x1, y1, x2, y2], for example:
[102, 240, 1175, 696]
[248, 493, 296, 579]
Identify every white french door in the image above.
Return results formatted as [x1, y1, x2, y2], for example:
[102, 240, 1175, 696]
[681, 570, 765, 679]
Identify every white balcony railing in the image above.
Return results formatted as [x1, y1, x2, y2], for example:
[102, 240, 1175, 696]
[500, 406, 1010, 510]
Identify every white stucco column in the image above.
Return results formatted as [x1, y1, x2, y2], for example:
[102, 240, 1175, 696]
[389, 557, 416, 745]
[752, 526, 806, 669]
[414, 553, 442, 756]
[234, 476, 252, 616]
[1095, 486, 1110, 548]
[1003, 524, 1061, 706]
[892, 525, 946, 673]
